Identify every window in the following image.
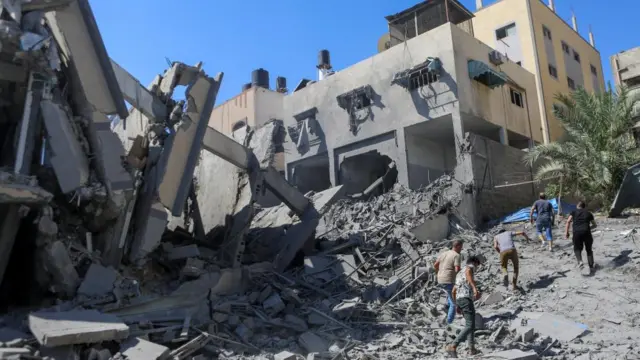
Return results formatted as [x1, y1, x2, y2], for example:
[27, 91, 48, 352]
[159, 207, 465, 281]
[590, 64, 598, 76]
[542, 26, 552, 40]
[573, 50, 581, 63]
[496, 23, 516, 40]
[408, 69, 438, 91]
[510, 88, 524, 108]
[548, 64, 558, 78]
[561, 41, 570, 54]
[567, 77, 576, 90]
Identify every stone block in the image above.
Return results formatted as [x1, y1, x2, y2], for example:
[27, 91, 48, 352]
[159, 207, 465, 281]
[120, 337, 170, 360]
[298, 332, 328, 353]
[77, 263, 117, 297]
[274, 351, 297, 360]
[29, 310, 129, 347]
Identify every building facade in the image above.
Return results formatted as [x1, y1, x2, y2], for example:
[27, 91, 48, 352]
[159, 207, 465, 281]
[611, 47, 640, 145]
[472, 0, 605, 143]
[283, 1, 545, 224]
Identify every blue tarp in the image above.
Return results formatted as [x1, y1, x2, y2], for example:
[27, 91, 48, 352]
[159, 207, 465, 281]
[500, 198, 577, 224]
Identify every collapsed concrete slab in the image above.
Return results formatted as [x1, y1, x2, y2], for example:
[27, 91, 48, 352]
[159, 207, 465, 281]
[77, 263, 117, 297]
[486, 349, 539, 360]
[40, 99, 90, 193]
[410, 213, 449, 243]
[28, 309, 129, 347]
[120, 337, 170, 360]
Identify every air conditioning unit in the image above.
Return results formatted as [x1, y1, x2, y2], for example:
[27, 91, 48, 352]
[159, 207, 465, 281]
[489, 50, 504, 66]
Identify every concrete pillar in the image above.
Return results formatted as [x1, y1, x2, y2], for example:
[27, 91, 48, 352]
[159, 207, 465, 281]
[476, 0, 483, 10]
[548, 0, 555, 11]
[328, 149, 338, 188]
[451, 112, 478, 228]
[588, 26, 595, 47]
[396, 127, 410, 188]
[571, 13, 578, 32]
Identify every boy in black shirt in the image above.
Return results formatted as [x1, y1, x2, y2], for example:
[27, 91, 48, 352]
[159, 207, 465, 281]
[565, 201, 597, 272]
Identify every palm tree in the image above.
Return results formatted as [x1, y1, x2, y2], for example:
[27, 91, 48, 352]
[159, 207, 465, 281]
[523, 87, 640, 207]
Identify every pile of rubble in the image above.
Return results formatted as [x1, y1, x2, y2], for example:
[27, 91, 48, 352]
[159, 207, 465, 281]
[0, 172, 600, 360]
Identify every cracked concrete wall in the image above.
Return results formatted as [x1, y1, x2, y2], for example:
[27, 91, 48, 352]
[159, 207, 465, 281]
[192, 120, 285, 239]
[283, 23, 460, 189]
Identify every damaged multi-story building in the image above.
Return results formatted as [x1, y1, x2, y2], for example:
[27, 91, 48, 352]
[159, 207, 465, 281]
[283, 0, 548, 225]
[611, 46, 640, 146]
[472, 0, 605, 142]
[0, 0, 317, 311]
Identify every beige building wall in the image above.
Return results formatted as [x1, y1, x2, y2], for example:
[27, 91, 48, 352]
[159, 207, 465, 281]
[452, 24, 543, 144]
[208, 86, 285, 136]
[472, 0, 605, 143]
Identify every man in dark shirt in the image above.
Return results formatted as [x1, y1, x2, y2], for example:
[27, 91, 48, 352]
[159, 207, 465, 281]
[530, 193, 555, 251]
[565, 201, 597, 272]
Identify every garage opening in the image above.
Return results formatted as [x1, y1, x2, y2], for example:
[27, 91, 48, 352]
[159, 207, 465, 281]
[339, 151, 398, 196]
[290, 155, 331, 195]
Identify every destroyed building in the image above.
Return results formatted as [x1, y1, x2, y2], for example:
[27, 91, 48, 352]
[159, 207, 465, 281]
[283, 0, 544, 225]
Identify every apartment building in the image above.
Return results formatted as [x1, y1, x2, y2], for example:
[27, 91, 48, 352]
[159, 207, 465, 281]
[611, 46, 640, 145]
[283, 0, 545, 224]
[472, 0, 605, 143]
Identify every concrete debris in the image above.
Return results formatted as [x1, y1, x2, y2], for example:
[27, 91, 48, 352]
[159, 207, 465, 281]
[0, 3, 637, 360]
[29, 309, 129, 346]
[77, 263, 117, 297]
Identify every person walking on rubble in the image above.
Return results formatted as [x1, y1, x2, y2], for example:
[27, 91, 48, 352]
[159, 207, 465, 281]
[565, 201, 598, 273]
[434, 240, 463, 324]
[530, 193, 555, 251]
[445, 255, 482, 358]
[494, 228, 529, 292]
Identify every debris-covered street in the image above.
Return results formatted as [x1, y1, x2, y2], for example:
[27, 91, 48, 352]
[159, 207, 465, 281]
[0, 0, 639, 360]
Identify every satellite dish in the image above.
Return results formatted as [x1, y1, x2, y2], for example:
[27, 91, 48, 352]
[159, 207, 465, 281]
[377, 33, 392, 53]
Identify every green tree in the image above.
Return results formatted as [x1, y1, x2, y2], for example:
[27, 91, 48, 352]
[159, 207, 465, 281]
[524, 87, 640, 207]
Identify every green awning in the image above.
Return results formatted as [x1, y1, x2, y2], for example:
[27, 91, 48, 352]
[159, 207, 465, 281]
[468, 60, 508, 89]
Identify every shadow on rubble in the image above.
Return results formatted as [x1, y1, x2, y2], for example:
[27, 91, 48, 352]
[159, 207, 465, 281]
[526, 270, 570, 290]
[608, 250, 633, 268]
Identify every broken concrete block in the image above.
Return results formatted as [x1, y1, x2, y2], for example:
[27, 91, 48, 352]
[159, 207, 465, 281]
[41, 240, 80, 298]
[29, 309, 129, 347]
[409, 214, 449, 243]
[274, 351, 297, 360]
[235, 323, 253, 341]
[486, 349, 539, 360]
[518, 327, 535, 342]
[77, 263, 117, 297]
[263, 293, 286, 315]
[482, 292, 504, 306]
[308, 313, 328, 326]
[298, 332, 329, 353]
[166, 244, 200, 261]
[120, 337, 170, 360]
[181, 258, 205, 278]
[40, 99, 89, 193]
[285, 314, 309, 332]
[383, 276, 402, 298]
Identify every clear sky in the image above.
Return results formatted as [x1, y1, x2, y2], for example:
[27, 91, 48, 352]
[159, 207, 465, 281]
[92, 0, 640, 103]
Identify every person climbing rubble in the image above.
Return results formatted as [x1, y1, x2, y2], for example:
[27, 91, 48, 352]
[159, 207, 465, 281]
[493, 227, 529, 292]
[565, 200, 597, 273]
[434, 239, 463, 324]
[530, 192, 555, 251]
[445, 255, 482, 358]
